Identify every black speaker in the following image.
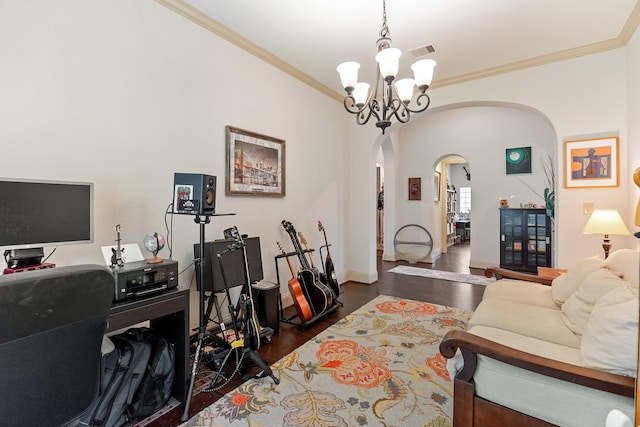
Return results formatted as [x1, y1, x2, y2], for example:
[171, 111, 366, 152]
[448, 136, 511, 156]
[172, 173, 216, 215]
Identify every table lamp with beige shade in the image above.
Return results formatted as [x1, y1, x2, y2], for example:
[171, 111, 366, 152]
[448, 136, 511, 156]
[582, 209, 630, 259]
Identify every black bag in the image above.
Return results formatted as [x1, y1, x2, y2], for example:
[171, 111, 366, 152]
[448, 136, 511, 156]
[127, 327, 176, 419]
[79, 327, 175, 427]
[79, 333, 152, 427]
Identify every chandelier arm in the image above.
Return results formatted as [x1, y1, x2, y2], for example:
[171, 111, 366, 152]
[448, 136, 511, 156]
[404, 93, 432, 114]
[343, 96, 365, 115]
[389, 99, 411, 124]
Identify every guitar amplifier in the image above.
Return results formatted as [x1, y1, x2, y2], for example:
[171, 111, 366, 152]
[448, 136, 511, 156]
[252, 281, 280, 333]
[112, 260, 178, 302]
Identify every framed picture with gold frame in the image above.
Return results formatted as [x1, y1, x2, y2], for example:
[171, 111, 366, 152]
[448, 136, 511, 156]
[226, 126, 286, 196]
[564, 136, 619, 188]
[409, 177, 421, 201]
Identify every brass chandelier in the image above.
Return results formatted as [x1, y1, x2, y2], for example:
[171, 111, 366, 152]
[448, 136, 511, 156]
[336, 0, 436, 134]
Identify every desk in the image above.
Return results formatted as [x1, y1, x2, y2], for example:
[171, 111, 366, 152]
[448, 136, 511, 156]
[107, 287, 190, 406]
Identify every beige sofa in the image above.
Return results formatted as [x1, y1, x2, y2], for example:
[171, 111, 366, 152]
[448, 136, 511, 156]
[440, 249, 639, 427]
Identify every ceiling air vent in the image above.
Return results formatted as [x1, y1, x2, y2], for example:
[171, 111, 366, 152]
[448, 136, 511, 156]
[409, 44, 435, 58]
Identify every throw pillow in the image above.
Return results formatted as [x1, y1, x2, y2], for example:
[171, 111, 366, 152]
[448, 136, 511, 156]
[561, 268, 626, 336]
[581, 285, 638, 377]
[551, 256, 604, 307]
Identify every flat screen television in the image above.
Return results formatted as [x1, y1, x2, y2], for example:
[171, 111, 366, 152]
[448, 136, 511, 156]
[0, 178, 94, 268]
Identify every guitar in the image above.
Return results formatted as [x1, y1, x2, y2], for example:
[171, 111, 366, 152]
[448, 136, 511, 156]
[297, 231, 328, 286]
[110, 224, 125, 268]
[226, 226, 261, 351]
[318, 221, 340, 297]
[277, 242, 313, 322]
[281, 220, 332, 316]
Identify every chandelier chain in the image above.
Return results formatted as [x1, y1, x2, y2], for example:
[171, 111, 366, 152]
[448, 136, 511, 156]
[379, 0, 390, 39]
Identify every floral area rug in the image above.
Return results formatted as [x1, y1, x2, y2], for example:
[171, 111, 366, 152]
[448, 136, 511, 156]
[181, 294, 472, 427]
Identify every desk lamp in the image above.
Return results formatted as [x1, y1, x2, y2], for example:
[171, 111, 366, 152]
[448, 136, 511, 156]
[582, 209, 630, 259]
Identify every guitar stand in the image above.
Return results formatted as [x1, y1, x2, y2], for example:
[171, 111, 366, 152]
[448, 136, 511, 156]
[274, 251, 340, 331]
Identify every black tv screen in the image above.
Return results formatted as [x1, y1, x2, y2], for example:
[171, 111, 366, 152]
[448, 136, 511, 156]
[0, 178, 94, 250]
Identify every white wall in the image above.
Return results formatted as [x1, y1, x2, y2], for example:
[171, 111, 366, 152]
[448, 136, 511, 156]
[1, 1, 638, 301]
[0, 0, 348, 327]
[628, 23, 640, 238]
[395, 105, 555, 268]
[346, 47, 636, 279]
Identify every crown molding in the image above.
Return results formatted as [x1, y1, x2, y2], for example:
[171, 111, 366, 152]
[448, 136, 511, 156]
[156, 0, 639, 98]
[154, 0, 344, 102]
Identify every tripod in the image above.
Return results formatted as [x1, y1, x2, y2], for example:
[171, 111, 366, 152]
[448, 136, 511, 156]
[181, 214, 237, 422]
[206, 227, 279, 388]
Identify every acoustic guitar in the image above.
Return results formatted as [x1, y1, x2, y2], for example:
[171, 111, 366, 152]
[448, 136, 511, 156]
[318, 221, 340, 297]
[281, 220, 332, 316]
[277, 241, 313, 322]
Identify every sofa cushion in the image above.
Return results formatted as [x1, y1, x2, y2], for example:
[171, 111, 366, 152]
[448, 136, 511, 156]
[604, 249, 639, 286]
[482, 279, 557, 309]
[581, 285, 639, 377]
[469, 298, 581, 348]
[465, 325, 582, 365]
[551, 256, 604, 306]
[561, 268, 627, 336]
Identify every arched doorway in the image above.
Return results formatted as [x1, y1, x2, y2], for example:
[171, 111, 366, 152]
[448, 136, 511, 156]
[436, 156, 471, 256]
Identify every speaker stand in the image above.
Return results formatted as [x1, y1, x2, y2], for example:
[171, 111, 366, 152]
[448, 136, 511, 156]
[180, 212, 234, 422]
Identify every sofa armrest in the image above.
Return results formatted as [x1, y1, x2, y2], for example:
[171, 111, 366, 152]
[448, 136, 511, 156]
[484, 267, 553, 286]
[440, 330, 634, 397]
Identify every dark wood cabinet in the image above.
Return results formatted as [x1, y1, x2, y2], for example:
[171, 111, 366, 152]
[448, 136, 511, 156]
[499, 208, 552, 272]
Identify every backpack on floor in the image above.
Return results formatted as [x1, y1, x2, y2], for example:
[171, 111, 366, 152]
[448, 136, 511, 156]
[79, 333, 152, 427]
[127, 327, 176, 420]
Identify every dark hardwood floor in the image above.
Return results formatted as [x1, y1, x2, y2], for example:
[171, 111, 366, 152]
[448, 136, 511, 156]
[145, 242, 485, 426]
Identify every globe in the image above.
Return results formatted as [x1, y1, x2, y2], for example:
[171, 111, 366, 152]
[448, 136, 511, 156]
[143, 232, 166, 264]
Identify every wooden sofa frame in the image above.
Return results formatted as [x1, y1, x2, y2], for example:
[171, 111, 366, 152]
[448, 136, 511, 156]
[439, 268, 635, 427]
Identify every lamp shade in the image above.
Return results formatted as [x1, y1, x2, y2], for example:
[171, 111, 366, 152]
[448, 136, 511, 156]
[411, 59, 437, 88]
[375, 47, 401, 80]
[352, 82, 370, 106]
[583, 209, 630, 236]
[337, 61, 360, 91]
[394, 78, 415, 103]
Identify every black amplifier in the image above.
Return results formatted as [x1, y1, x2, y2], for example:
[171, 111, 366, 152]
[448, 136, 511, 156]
[112, 259, 178, 302]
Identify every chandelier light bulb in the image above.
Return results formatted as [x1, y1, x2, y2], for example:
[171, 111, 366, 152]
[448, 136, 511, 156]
[375, 47, 401, 82]
[337, 61, 360, 94]
[394, 78, 416, 103]
[411, 59, 437, 92]
[353, 82, 371, 106]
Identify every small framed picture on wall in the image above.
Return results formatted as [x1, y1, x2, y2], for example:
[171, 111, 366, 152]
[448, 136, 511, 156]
[409, 177, 421, 201]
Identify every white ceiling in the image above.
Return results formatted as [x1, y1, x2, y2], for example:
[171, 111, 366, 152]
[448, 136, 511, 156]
[170, 0, 639, 99]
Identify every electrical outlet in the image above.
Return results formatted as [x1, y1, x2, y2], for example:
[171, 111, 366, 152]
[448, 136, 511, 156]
[584, 203, 594, 214]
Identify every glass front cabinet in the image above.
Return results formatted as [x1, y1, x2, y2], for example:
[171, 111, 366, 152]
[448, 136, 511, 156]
[499, 208, 552, 273]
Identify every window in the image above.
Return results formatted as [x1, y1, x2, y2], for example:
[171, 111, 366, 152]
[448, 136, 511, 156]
[459, 187, 471, 213]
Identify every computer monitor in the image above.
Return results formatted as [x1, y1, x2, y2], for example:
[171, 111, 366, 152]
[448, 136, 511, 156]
[0, 178, 93, 267]
[193, 236, 263, 293]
